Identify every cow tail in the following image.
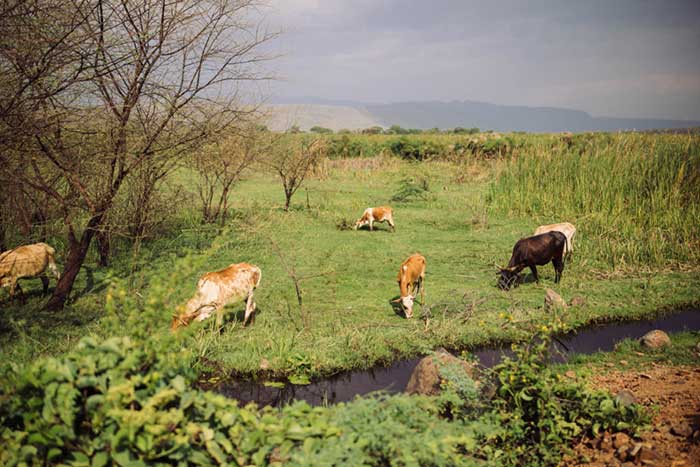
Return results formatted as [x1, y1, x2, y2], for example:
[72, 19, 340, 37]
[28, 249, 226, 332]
[253, 268, 262, 289]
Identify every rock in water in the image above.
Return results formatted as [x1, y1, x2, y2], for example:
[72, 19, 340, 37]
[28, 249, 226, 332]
[640, 330, 671, 349]
[405, 348, 476, 396]
[544, 288, 567, 312]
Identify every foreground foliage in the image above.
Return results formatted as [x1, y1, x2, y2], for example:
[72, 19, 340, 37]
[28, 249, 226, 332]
[0, 325, 649, 466]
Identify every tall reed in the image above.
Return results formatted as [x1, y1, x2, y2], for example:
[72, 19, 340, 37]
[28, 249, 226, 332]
[488, 133, 700, 268]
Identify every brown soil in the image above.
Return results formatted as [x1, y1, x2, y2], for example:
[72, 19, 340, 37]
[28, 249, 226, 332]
[560, 364, 700, 467]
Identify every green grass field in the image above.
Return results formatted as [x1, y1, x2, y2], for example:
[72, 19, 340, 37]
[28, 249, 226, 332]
[2, 135, 698, 379]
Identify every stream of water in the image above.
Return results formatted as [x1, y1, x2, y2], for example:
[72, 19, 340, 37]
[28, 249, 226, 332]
[213, 308, 700, 407]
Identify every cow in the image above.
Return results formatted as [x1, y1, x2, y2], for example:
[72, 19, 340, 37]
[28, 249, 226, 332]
[393, 253, 426, 318]
[534, 222, 576, 258]
[0, 242, 60, 303]
[498, 231, 566, 290]
[354, 206, 395, 231]
[171, 263, 261, 331]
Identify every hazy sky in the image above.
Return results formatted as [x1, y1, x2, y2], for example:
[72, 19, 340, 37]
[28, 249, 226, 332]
[263, 0, 700, 120]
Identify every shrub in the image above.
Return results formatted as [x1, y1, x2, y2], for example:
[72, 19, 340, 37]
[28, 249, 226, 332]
[391, 176, 432, 203]
[487, 329, 650, 466]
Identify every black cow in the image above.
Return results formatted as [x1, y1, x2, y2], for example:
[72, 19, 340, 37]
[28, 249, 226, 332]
[498, 231, 566, 290]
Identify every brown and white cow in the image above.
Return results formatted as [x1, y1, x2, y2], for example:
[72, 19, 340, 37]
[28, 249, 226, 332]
[354, 206, 395, 231]
[393, 253, 426, 318]
[171, 263, 261, 331]
[534, 222, 576, 257]
[0, 242, 60, 302]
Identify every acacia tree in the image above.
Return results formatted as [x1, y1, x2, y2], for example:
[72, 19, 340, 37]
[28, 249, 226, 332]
[0, 0, 277, 309]
[195, 125, 266, 224]
[264, 135, 326, 211]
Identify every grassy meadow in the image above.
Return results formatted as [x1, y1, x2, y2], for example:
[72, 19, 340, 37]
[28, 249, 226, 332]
[1, 132, 698, 379]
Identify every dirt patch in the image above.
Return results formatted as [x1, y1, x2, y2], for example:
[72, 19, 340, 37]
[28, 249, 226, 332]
[561, 364, 700, 466]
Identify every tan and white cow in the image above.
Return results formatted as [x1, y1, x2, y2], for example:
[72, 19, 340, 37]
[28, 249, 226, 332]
[171, 263, 262, 331]
[534, 222, 576, 257]
[393, 253, 426, 318]
[0, 242, 60, 302]
[354, 206, 395, 231]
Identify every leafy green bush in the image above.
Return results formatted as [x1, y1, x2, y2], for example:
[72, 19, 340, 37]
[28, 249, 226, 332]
[487, 330, 650, 466]
[391, 176, 432, 203]
[0, 336, 496, 466]
[0, 321, 650, 466]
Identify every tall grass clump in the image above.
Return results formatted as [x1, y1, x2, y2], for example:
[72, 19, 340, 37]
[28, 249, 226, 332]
[488, 133, 700, 268]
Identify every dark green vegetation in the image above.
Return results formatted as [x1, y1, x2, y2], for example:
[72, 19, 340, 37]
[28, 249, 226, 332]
[0, 326, 649, 466]
[1, 133, 699, 379]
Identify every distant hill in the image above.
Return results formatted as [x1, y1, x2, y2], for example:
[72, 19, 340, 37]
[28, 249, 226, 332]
[263, 104, 381, 132]
[267, 97, 700, 133]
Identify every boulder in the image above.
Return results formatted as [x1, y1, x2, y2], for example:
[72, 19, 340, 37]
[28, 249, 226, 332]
[640, 330, 671, 349]
[615, 389, 637, 407]
[544, 288, 567, 312]
[405, 349, 476, 396]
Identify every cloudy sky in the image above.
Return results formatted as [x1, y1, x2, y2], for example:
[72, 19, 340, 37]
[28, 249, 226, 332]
[261, 0, 700, 120]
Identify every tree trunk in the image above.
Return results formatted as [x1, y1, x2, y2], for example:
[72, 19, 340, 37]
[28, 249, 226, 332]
[96, 230, 110, 267]
[0, 222, 6, 252]
[46, 215, 101, 310]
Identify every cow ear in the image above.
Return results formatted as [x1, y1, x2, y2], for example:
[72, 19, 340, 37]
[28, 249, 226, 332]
[391, 298, 401, 303]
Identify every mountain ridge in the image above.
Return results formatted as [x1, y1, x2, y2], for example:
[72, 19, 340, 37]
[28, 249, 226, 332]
[267, 96, 700, 132]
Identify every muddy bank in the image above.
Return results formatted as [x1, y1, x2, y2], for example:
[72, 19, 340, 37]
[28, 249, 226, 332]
[561, 364, 700, 466]
[212, 308, 700, 407]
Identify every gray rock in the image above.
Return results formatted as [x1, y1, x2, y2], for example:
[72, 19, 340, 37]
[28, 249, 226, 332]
[544, 288, 567, 312]
[405, 348, 476, 396]
[640, 330, 671, 349]
[615, 389, 637, 407]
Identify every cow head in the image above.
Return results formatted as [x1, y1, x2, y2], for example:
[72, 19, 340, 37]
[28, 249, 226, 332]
[497, 266, 520, 290]
[391, 295, 415, 318]
[401, 295, 415, 318]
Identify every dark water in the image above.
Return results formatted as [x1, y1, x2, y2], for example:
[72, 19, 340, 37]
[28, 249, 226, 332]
[213, 308, 700, 407]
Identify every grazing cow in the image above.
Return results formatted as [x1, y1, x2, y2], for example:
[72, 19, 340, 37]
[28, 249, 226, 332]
[534, 222, 576, 257]
[171, 263, 261, 331]
[354, 206, 395, 231]
[0, 242, 60, 302]
[498, 232, 566, 290]
[393, 253, 426, 318]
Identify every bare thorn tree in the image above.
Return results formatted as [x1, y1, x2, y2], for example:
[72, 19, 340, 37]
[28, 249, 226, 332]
[264, 135, 327, 211]
[0, 0, 279, 309]
[196, 124, 266, 224]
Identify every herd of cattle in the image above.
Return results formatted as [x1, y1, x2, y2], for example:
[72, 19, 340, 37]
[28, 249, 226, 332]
[0, 207, 576, 330]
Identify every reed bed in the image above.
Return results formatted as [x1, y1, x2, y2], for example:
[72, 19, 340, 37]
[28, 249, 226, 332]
[488, 133, 700, 268]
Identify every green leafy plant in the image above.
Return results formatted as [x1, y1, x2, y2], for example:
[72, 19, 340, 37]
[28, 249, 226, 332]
[390, 176, 432, 203]
[487, 326, 650, 466]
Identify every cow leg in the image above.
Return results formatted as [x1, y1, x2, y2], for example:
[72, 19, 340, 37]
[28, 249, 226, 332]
[14, 282, 26, 304]
[388, 217, 396, 232]
[214, 306, 224, 328]
[243, 292, 256, 326]
[41, 275, 50, 295]
[419, 277, 425, 307]
[369, 218, 374, 231]
[552, 258, 564, 283]
[529, 266, 539, 283]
